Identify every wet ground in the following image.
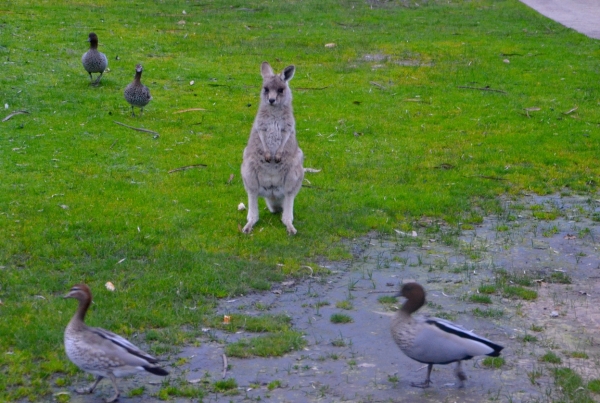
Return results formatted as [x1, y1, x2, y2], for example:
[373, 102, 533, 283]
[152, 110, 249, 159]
[61, 193, 600, 403]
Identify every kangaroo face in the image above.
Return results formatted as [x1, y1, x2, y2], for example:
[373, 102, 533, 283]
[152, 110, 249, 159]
[260, 62, 295, 107]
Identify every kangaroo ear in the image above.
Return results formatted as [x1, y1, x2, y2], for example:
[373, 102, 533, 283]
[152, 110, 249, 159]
[261, 62, 274, 79]
[282, 65, 295, 82]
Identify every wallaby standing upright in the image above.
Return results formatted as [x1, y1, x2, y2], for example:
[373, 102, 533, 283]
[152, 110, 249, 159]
[241, 62, 304, 234]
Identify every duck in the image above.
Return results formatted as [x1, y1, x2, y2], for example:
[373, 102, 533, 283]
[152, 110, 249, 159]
[391, 282, 503, 388]
[124, 64, 152, 116]
[63, 284, 168, 402]
[82, 33, 108, 85]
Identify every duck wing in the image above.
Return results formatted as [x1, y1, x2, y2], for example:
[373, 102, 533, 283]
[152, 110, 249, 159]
[88, 326, 160, 365]
[425, 317, 504, 356]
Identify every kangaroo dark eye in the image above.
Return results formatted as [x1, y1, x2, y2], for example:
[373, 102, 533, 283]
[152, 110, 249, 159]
[277, 88, 284, 94]
[264, 87, 269, 93]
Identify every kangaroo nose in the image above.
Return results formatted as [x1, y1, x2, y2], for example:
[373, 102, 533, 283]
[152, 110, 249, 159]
[269, 98, 275, 104]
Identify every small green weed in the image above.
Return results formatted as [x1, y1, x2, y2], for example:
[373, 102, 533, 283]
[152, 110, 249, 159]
[549, 272, 571, 284]
[522, 334, 538, 343]
[213, 378, 238, 392]
[502, 286, 537, 300]
[127, 386, 145, 397]
[588, 379, 600, 393]
[478, 285, 497, 294]
[570, 351, 589, 359]
[469, 294, 492, 304]
[225, 331, 306, 358]
[472, 308, 503, 318]
[267, 380, 282, 391]
[530, 324, 544, 332]
[335, 300, 353, 310]
[541, 351, 561, 364]
[330, 313, 353, 324]
[482, 357, 505, 368]
[377, 296, 398, 304]
[206, 314, 291, 333]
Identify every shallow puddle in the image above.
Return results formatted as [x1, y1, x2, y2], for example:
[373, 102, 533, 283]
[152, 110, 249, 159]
[60, 194, 600, 402]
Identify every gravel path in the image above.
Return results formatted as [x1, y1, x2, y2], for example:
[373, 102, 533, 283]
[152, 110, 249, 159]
[520, 0, 600, 39]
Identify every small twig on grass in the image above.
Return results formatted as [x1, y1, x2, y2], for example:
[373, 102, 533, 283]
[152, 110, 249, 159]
[222, 354, 228, 379]
[370, 81, 387, 90]
[2, 110, 29, 122]
[114, 121, 159, 137]
[302, 184, 335, 191]
[469, 175, 508, 181]
[173, 108, 207, 114]
[296, 86, 330, 91]
[457, 86, 506, 94]
[168, 164, 207, 174]
[110, 139, 118, 149]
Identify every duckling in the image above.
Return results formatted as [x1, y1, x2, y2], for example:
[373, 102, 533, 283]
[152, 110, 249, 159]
[391, 282, 503, 388]
[124, 64, 152, 116]
[64, 284, 168, 402]
[82, 33, 108, 85]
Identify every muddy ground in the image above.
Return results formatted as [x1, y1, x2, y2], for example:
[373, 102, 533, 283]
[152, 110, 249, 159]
[61, 193, 600, 403]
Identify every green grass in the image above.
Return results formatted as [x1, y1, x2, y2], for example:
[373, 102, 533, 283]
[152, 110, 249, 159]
[472, 308, 504, 318]
[502, 285, 538, 300]
[541, 351, 562, 364]
[205, 314, 292, 333]
[330, 313, 353, 324]
[213, 378, 238, 393]
[482, 357, 505, 369]
[570, 351, 589, 359]
[588, 379, 600, 394]
[478, 285, 498, 294]
[552, 368, 594, 403]
[2, 0, 600, 400]
[469, 294, 492, 304]
[224, 330, 306, 358]
[335, 300, 354, 310]
[549, 271, 572, 284]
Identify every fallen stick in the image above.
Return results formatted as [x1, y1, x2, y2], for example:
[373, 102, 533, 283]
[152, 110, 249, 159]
[113, 121, 159, 136]
[173, 108, 207, 114]
[296, 86, 330, 91]
[168, 164, 207, 174]
[470, 175, 508, 181]
[457, 86, 506, 94]
[2, 110, 29, 122]
[222, 354, 228, 379]
[370, 81, 387, 90]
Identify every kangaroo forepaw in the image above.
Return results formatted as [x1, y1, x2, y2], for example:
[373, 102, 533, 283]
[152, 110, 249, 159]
[264, 152, 272, 162]
[274, 153, 282, 163]
[242, 223, 254, 233]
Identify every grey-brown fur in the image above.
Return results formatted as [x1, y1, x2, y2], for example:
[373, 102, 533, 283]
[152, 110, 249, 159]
[241, 62, 304, 234]
[81, 33, 108, 85]
[124, 64, 152, 116]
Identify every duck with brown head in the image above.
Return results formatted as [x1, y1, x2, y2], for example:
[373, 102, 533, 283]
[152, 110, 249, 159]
[391, 282, 503, 388]
[124, 64, 152, 117]
[64, 284, 168, 403]
[81, 33, 108, 85]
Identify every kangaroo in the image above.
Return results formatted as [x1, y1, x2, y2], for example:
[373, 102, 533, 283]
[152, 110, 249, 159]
[241, 62, 304, 234]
